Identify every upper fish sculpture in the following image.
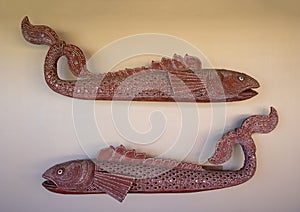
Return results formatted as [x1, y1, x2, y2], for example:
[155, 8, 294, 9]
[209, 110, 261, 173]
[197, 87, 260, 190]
[42, 107, 278, 202]
[21, 16, 260, 102]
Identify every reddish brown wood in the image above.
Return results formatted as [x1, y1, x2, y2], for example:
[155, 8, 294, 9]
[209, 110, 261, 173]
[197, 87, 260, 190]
[21, 17, 259, 102]
[42, 107, 278, 202]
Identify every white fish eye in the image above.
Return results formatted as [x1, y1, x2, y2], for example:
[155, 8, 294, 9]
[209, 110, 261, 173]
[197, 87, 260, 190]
[57, 169, 63, 175]
[238, 76, 244, 81]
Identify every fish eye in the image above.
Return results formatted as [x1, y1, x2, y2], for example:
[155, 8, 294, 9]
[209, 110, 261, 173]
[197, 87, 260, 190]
[238, 76, 244, 81]
[57, 168, 64, 175]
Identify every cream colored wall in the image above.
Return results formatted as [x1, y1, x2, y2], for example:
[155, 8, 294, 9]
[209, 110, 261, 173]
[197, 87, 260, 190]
[1, 0, 299, 211]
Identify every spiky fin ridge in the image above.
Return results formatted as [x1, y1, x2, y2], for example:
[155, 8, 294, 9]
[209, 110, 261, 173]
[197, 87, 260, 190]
[96, 145, 206, 171]
[104, 54, 203, 78]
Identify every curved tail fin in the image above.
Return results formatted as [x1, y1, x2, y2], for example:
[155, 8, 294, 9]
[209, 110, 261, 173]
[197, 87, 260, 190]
[21, 17, 94, 79]
[21, 16, 61, 46]
[241, 107, 279, 134]
[208, 107, 279, 165]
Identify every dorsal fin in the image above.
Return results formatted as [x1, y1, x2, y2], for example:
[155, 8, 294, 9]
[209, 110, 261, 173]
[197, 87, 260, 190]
[150, 54, 202, 71]
[96, 145, 206, 171]
[104, 54, 202, 79]
[96, 145, 146, 163]
[182, 54, 202, 70]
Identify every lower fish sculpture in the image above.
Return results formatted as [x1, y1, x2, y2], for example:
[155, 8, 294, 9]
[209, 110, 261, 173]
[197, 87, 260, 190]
[21, 16, 259, 102]
[42, 107, 278, 202]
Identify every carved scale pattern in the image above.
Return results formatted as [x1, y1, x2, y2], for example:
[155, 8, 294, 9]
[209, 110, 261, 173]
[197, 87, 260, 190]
[22, 16, 260, 102]
[42, 107, 278, 202]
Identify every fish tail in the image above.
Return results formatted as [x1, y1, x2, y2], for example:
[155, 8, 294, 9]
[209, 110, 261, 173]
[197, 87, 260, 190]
[21, 17, 93, 78]
[208, 107, 278, 165]
[21, 16, 61, 46]
[241, 107, 279, 134]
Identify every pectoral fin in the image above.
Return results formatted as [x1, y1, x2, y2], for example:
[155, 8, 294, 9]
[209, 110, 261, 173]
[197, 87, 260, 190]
[94, 172, 134, 202]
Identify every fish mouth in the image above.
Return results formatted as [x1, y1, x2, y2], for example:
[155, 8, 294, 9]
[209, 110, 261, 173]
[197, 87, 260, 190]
[42, 179, 58, 189]
[42, 178, 77, 194]
[42, 173, 59, 191]
[237, 83, 259, 100]
[239, 88, 258, 98]
[42, 174, 78, 194]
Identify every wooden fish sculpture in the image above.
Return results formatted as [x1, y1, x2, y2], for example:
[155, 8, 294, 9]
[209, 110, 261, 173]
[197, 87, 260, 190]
[21, 17, 260, 102]
[42, 107, 278, 202]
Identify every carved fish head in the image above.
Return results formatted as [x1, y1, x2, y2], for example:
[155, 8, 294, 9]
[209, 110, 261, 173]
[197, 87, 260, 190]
[42, 159, 94, 193]
[217, 69, 260, 101]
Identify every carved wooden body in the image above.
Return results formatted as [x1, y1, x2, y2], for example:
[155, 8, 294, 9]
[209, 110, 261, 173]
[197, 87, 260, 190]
[42, 107, 278, 202]
[21, 17, 259, 102]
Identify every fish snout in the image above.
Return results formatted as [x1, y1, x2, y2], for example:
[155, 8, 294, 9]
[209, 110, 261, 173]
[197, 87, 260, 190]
[250, 77, 260, 89]
[42, 168, 59, 190]
[237, 74, 260, 100]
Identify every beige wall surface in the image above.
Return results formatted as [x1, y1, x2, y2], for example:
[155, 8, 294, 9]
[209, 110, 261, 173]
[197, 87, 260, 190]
[1, 0, 299, 211]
